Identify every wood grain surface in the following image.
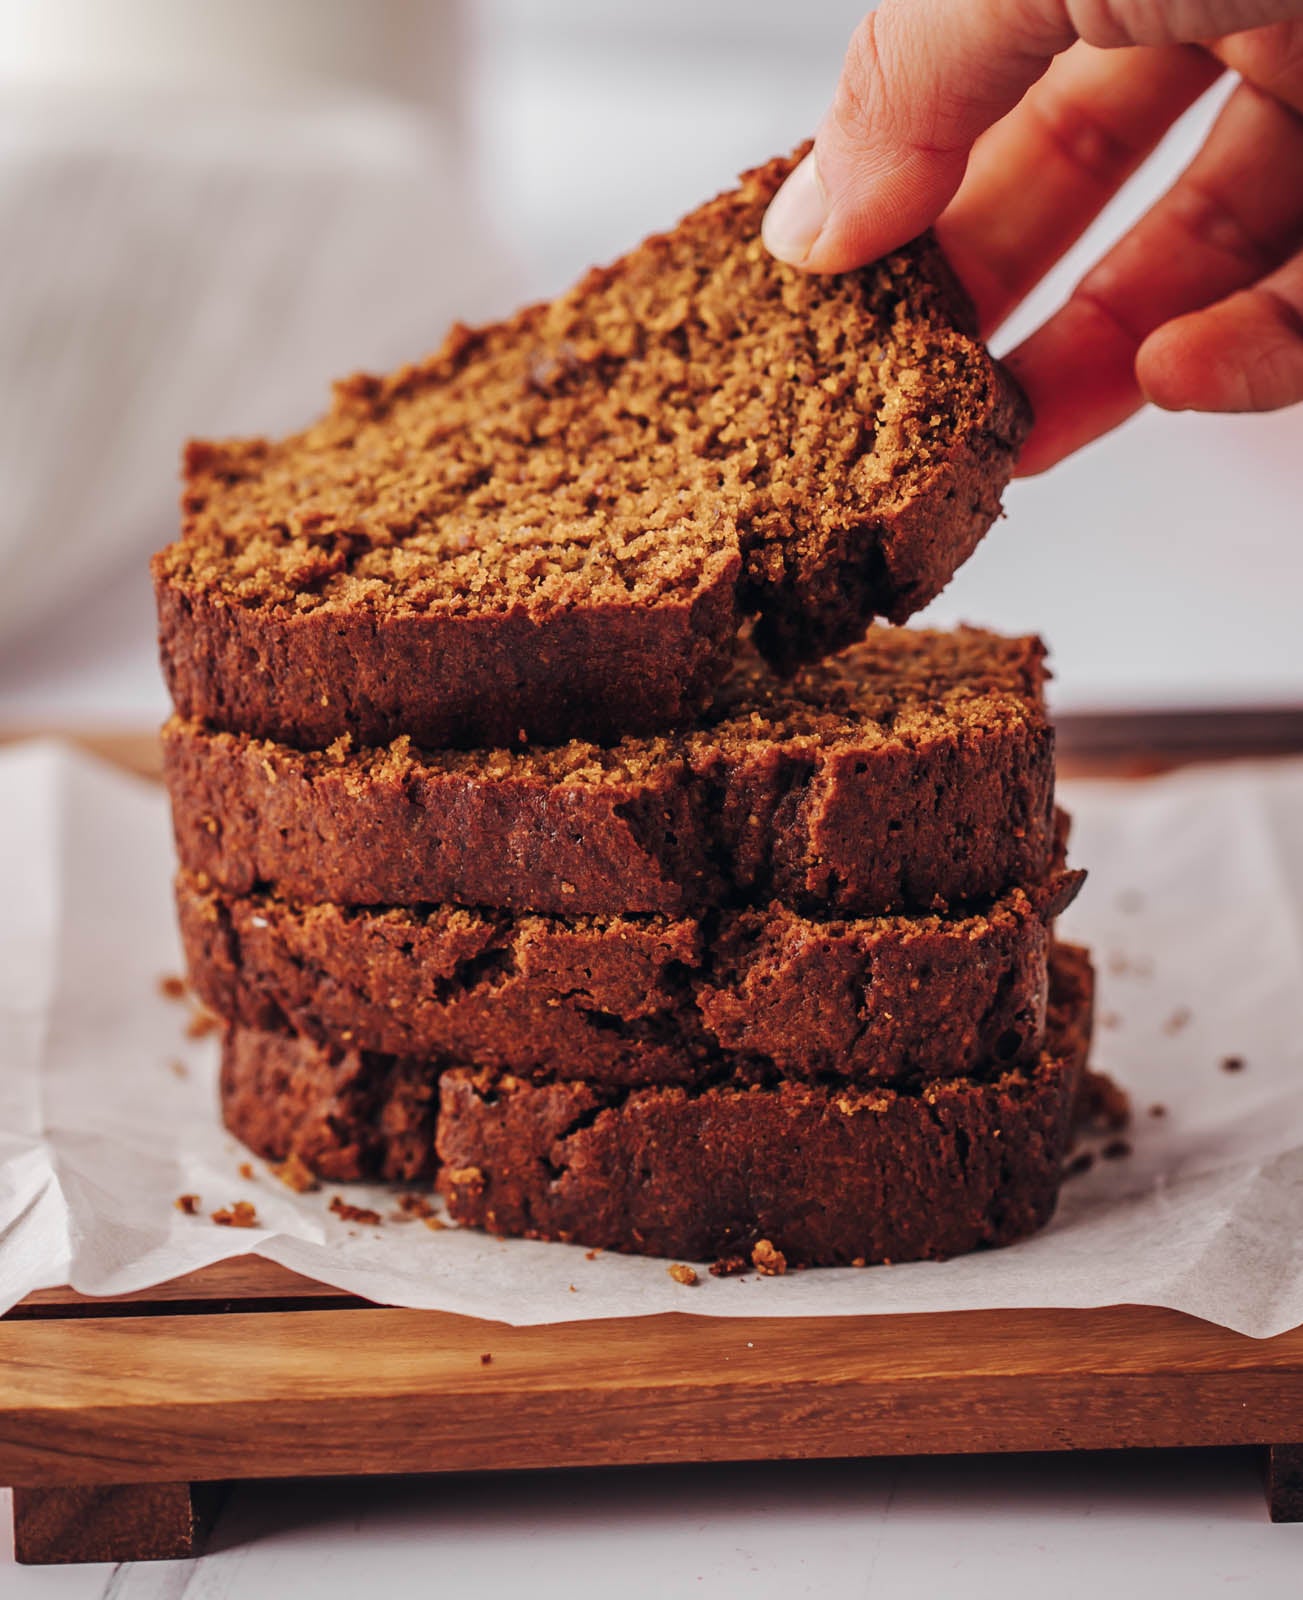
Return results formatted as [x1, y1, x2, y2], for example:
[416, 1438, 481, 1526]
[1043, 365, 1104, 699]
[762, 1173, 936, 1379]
[2, 1297, 1302, 1487]
[12, 1482, 224, 1565]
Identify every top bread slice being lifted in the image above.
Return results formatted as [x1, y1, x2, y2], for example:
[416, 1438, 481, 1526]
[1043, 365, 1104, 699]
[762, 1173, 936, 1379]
[154, 148, 1030, 750]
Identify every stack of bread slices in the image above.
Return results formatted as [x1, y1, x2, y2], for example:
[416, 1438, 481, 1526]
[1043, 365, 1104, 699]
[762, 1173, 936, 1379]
[154, 152, 1096, 1271]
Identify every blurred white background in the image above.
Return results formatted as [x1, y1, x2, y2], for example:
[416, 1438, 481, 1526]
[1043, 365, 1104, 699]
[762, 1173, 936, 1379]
[0, 0, 1298, 726]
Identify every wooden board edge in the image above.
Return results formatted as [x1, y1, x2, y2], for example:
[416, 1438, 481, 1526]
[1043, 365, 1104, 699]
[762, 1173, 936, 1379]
[11, 1481, 226, 1565]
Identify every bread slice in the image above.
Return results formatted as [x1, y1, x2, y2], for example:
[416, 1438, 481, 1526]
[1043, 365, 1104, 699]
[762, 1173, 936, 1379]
[184, 868, 1079, 1090]
[221, 945, 1093, 1265]
[164, 625, 1056, 918]
[154, 151, 1029, 750]
[437, 944, 1093, 1266]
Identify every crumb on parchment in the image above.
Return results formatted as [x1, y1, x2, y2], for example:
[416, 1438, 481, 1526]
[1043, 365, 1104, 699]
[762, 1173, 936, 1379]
[668, 1263, 698, 1286]
[175, 1193, 200, 1215]
[329, 1195, 382, 1226]
[158, 974, 188, 1001]
[710, 1255, 747, 1278]
[211, 1200, 258, 1228]
[238, 1162, 255, 1181]
[274, 1151, 319, 1193]
[751, 1240, 787, 1277]
[185, 1007, 220, 1040]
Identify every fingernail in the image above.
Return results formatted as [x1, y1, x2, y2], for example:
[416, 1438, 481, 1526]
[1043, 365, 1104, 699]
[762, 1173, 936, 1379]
[761, 152, 828, 267]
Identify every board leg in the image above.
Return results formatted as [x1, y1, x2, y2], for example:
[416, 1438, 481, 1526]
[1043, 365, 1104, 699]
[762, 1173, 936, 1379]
[1266, 1444, 1303, 1523]
[11, 1481, 226, 1565]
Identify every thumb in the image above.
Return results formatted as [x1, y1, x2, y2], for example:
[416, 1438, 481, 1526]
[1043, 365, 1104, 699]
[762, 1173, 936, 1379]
[763, 0, 1076, 272]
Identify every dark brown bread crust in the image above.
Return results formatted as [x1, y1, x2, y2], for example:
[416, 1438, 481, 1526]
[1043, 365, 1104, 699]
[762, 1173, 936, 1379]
[164, 627, 1056, 919]
[154, 152, 1029, 750]
[183, 870, 1080, 1088]
[435, 944, 1094, 1265]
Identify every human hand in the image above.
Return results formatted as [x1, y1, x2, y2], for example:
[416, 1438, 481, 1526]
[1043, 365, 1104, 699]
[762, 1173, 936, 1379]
[762, 1, 1303, 473]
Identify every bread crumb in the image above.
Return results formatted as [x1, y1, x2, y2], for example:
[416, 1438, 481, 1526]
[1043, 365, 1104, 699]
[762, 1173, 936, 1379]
[175, 1193, 200, 1215]
[238, 1162, 255, 1181]
[1148, 1103, 1167, 1119]
[1102, 1138, 1133, 1161]
[423, 1215, 448, 1233]
[584, 1247, 601, 1261]
[668, 1263, 698, 1286]
[446, 1165, 485, 1194]
[480, 1352, 493, 1366]
[395, 1192, 434, 1220]
[569, 1283, 577, 1293]
[211, 1200, 258, 1228]
[1221, 1054, 1246, 1073]
[710, 1255, 747, 1278]
[329, 1195, 382, 1226]
[158, 974, 187, 1001]
[751, 1239, 787, 1277]
[274, 1151, 319, 1193]
[185, 1007, 220, 1040]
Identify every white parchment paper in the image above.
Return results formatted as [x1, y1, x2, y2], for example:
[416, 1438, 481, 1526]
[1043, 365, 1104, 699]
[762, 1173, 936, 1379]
[3, 739, 1302, 1334]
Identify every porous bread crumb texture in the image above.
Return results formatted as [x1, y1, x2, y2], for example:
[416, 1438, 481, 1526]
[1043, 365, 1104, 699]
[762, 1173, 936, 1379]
[153, 151, 1029, 749]
[163, 626, 1057, 919]
[180, 869, 1081, 1089]
[221, 947, 1092, 1268]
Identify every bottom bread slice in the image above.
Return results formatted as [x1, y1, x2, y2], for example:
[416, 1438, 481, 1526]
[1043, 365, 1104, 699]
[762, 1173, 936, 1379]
[436, 943, 1093, 1266]
[221, 944, 1093, 1267]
